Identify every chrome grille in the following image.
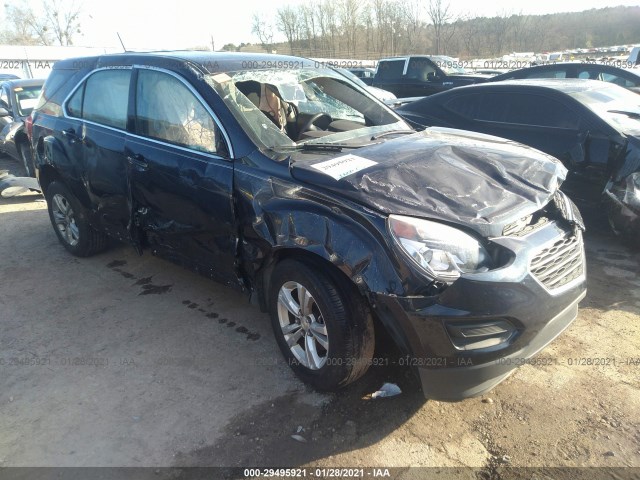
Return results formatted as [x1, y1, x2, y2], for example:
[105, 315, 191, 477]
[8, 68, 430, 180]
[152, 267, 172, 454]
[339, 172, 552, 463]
[530, 230, 584, 291]
[503, 215, 550, 237]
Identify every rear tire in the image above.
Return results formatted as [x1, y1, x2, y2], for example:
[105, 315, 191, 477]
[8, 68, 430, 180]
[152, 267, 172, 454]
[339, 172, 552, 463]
[45, 181, 109, 257]
[19, 143, 35, 177]
[269, 259, 375, 391]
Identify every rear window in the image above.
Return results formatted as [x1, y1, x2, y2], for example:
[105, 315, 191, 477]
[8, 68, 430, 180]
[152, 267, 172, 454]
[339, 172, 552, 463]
[35, 69, 79, 117]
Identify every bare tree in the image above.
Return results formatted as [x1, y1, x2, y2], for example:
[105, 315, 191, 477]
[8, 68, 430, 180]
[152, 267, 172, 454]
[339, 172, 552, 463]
[275, 5, 300, 54]
[338, 0, 360, 56]
[251, 13, 274, 51]
[401, 0, 425, 54]
[2, 4, 52, 45]
[44, 0, 83, 46]
[426, 0, 456, 54]
[1, 1, 83, 46]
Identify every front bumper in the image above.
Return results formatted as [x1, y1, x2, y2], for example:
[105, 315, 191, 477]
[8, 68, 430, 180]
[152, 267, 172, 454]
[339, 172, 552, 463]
[372, 220, 587, 400]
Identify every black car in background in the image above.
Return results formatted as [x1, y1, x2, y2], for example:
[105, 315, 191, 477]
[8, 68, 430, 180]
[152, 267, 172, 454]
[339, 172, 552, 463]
[490, 62, 640, 94]
[371, 55, 489, 98]
[30, 52, 586, 400]
[398, 79, 640, 238]
[0, 79, 44, 176]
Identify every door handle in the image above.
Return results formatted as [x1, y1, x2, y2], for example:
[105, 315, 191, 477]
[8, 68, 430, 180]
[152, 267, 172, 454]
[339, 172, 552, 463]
[127, 154, 148, 170]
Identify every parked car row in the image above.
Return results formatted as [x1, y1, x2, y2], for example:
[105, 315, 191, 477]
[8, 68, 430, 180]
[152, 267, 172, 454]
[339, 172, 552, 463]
[0, 78, 44, 176]
[396, 78, 640, 239]
[350, 58, 640, 97]
[488, 62, 640, 94]
[345, 55, 638, 239]
[27, 51, 587, 400]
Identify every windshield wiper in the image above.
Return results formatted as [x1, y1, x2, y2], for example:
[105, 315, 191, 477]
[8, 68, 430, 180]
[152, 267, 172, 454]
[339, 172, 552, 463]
[608, 109, 640, 119]
[370, 130, 415, 140]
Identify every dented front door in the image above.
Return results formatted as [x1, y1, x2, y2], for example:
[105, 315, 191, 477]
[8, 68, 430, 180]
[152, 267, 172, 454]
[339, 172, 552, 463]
[125, 67, 238, 286]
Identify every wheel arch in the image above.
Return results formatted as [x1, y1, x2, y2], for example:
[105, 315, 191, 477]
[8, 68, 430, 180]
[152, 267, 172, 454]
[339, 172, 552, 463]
[241, 201, 406, 314]
[36, 134, 92, 209]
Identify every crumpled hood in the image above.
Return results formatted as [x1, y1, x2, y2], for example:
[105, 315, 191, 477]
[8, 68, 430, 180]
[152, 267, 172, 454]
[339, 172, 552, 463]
[291, 127, 567, 237]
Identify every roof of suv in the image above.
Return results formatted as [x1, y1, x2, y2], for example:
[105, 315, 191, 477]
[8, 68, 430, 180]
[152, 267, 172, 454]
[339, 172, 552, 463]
[53, 51, 317, 74]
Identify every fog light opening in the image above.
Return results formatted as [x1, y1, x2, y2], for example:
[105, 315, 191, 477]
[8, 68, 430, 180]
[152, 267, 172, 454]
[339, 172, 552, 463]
[445, 320, 517, 351]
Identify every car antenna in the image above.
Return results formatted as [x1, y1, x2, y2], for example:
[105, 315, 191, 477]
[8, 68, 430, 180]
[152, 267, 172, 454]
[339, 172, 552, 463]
[117, 33, 128, 52]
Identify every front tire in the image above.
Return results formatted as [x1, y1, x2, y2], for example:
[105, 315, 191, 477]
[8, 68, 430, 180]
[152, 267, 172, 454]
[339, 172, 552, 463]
[45, 181, 109, 257]
[269, 259, 375, 391]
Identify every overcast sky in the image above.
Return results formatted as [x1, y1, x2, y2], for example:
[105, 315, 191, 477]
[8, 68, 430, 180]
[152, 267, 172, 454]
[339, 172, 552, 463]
[26, 0, 640, 50]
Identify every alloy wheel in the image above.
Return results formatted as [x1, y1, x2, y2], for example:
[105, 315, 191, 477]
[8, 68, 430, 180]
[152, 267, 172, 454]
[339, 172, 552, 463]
[51, 194, 80, 246]
[277, 281, 329, 369]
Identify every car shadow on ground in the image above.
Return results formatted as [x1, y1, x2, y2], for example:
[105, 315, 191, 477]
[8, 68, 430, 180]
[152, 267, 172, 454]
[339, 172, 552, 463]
[174, 341, 429, 469]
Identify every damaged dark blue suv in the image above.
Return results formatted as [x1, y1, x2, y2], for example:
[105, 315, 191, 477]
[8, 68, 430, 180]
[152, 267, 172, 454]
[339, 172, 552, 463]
[30, 52, 587, 400]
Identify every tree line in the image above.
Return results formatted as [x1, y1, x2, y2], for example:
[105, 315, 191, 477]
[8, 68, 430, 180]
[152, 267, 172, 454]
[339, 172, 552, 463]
[251, 2, 640, 59]
[1, 0, 83, 46]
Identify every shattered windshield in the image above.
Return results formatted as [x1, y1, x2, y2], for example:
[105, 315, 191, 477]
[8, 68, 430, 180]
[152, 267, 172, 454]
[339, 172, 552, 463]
[206, 67, 410, 152]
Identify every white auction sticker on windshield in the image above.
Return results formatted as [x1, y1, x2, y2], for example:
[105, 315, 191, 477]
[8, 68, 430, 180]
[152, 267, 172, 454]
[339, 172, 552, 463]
[311, 155, 377, 180]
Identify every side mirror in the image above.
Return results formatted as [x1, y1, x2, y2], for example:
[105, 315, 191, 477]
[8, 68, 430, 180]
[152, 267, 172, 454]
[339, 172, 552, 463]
[0, 106, 10, 117]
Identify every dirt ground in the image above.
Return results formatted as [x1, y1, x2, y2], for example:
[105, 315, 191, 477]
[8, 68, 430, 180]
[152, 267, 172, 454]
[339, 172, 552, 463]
[0, 155, 638, 478]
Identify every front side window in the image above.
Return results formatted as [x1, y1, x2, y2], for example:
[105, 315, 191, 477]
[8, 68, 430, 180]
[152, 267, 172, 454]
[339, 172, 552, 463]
[407, 58, 438, 82]
[135, 69, 223, 155]
[66, 69, 131, 129]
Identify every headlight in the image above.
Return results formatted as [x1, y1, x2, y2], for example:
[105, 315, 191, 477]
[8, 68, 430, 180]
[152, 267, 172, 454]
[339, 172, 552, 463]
[388, 215, 492, 281]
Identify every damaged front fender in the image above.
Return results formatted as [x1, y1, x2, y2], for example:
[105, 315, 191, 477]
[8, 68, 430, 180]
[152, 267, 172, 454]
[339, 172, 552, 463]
[604, 171, 640, 237]
[604, 136, 640, 238]
[235, 169, 409, 301]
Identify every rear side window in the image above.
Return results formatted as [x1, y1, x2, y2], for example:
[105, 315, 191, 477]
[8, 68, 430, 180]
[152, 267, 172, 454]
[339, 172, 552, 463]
[66, 69, 131, 129]
[476, 93, 580, 129]
[135, 69, 223, 155]
[377, 60, 405, 80]
[444, 94, 482, 118]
